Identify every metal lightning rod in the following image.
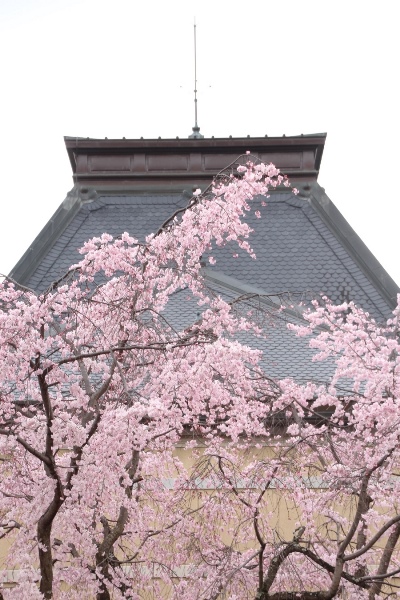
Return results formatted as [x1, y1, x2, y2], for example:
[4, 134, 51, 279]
[189, 18, 203, 139]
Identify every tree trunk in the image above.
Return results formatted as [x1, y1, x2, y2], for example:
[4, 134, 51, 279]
[95, 506, 128, 600]
[96, 579, 111, 600]
[37, 488, 64, 599]
[368, 522, 400, 599]
[38, 519, 54, 599]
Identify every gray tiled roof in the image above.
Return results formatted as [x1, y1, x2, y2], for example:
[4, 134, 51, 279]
[11, 185, 398, 384]
[163, 282, 336, 382]
[205, 192, 391, 319]
[11, 132, 398, 387]
[24, 191, 393, 322]
[25, 195, 186, 291]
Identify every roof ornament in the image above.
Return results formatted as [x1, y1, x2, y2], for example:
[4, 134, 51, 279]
[189, 19, 204, 139]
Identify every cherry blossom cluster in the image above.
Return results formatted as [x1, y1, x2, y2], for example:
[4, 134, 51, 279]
[0, 161, 399, 599]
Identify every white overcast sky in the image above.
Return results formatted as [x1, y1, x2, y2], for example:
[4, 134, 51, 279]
[0, 0, 399, 287]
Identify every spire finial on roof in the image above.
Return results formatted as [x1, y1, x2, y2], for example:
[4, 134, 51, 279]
[189, 18, 204, 139]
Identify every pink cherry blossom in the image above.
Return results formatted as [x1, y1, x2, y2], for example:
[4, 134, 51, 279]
[0, 160, 398, 599]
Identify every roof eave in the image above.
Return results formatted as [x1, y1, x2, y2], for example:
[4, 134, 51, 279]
[64, 133, 326, 189]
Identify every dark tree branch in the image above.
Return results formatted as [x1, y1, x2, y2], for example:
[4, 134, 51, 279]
[256, 532, 373, 600]
[344, 514, 400, 562]
[0, 429, 51, 466]
[95, 506, 129, 600]
[367, 521, 400, 599]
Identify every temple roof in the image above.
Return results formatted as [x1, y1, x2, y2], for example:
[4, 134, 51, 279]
[9, 134, 399, 381]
